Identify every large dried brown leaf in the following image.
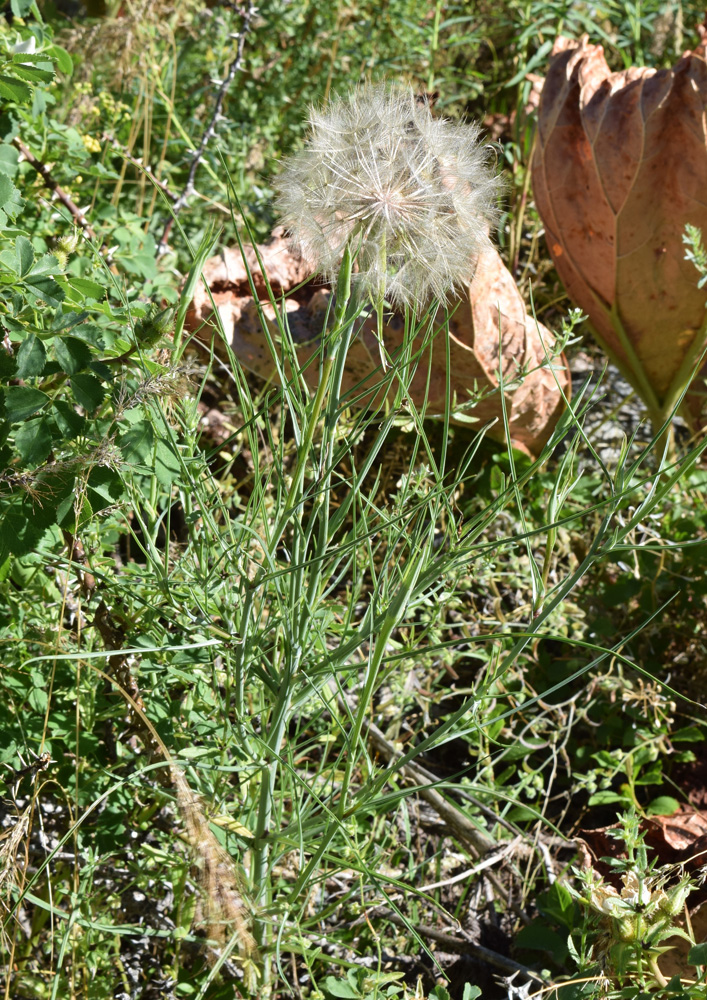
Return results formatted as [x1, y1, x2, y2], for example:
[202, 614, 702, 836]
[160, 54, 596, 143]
[532, 30, 707, 426]
[186, 235, 570, 455]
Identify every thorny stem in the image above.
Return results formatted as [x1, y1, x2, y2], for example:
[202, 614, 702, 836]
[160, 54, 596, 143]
[12, 137, 96, 240]
[158, 0, 256, 252]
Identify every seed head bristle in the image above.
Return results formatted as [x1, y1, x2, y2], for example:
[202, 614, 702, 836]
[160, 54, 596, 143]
[275, 82, 501, 308]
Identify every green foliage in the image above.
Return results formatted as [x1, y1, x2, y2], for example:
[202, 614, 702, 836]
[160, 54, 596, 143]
[319, 970, 478, 1000]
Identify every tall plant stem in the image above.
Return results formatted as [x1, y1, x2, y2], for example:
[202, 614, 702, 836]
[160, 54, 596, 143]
[251, 249, 356, 963]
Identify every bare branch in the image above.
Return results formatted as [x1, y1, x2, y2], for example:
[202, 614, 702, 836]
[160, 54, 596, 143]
[158, 0, 257, 253]
[103, 133, 178, 203]
[12, 137, 97, 240]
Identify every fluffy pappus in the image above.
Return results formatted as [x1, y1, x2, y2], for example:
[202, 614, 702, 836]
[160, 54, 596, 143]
[275, 83, 501, 310]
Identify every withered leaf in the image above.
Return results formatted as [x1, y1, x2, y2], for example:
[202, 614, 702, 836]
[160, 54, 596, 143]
[533, 30, 707, 427]
[186, 234, 570, 455]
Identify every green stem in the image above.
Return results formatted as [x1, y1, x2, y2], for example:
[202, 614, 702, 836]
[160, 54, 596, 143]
[250, 246, 356, 962]
[427, 0, 443, 92]
[337, 547, 427, 814]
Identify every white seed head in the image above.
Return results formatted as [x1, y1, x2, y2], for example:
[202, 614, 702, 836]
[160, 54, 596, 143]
[275, 83, 501, 309]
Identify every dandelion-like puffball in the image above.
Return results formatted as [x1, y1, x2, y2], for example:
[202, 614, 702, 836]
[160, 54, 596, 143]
[275, 83, 501, 309]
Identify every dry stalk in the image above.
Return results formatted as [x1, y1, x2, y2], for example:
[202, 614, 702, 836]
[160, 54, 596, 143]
[92, 602, 259, 977]
[158, 0, 257, 251]
[12, 138, 96, 239]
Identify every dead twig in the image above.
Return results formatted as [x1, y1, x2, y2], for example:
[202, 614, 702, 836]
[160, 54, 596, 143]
[158, 0, 257, 253]
[103, 133, 178, 203]
[363, 715, 496, 857]
[362, 715, 533, 923]
[374, 909, 546, 983]
[90, 604, 259, 973]
[12, 137, 96, 240]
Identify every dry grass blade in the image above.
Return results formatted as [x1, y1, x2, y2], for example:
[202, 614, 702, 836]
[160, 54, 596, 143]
[173, 772, 259, 970]
[90, 615, 259, 976]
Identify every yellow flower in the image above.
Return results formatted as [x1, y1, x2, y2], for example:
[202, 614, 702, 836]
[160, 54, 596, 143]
[82, 133, 102, 155]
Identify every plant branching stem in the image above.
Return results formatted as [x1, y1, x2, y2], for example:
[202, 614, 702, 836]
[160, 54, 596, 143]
[251, 248, 356, 963]
[158, 0, 256, 252]
[12, 137, 96, 239]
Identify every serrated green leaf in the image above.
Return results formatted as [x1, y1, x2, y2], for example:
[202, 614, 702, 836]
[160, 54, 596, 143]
[15, 334, 46, 378]
[154, 438, 181, 487]
[14, 415, 54, 466]
[11, 0, 34, 14]
[52, 400, 84, 439]
[0, 351, 17, 380]
[70, 372, 104, 412]
[88, 360, 112, 382]
[15, 235, 34, 278]
[0, 111, 19, 145]
[0, 173, 22, 220]
[25, 276, 64, 307]
[86, 466, 123, 511]
[4, 386, 48, 422]
[67, 323, 104, 348]
[10, 64, 53, 85]
[0, 75, 32, 105]
[0, 249, 17, 274]
[67, 276, 105, 301]
[29, 254, 62, 278]
[54, 336, 92, 375]
[120, 419, 154, 464]
[0, 504, 48, 559]
[11, 53, 53, 65]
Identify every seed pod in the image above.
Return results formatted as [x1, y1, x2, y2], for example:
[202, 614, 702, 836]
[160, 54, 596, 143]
[617, 916, 637, 942]
[276, 82, 501, 310]
[134, 306, 174, 348]
[532, 29, 707, 429]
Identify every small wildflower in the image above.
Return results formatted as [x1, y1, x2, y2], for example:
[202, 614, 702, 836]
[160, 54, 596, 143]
[275, 82, 500, 310]
[590, 881, 626, 917]
[587, 869, 653, 920]
[82, 133, 102, 154]
[620, 870, 651, 908]
[12, 36, 36, 55]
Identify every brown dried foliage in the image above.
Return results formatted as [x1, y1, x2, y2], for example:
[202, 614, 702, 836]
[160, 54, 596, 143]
[93, 603, 258, 975]
[187, 235, 570, 455]
[533, 29, 707, 428]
